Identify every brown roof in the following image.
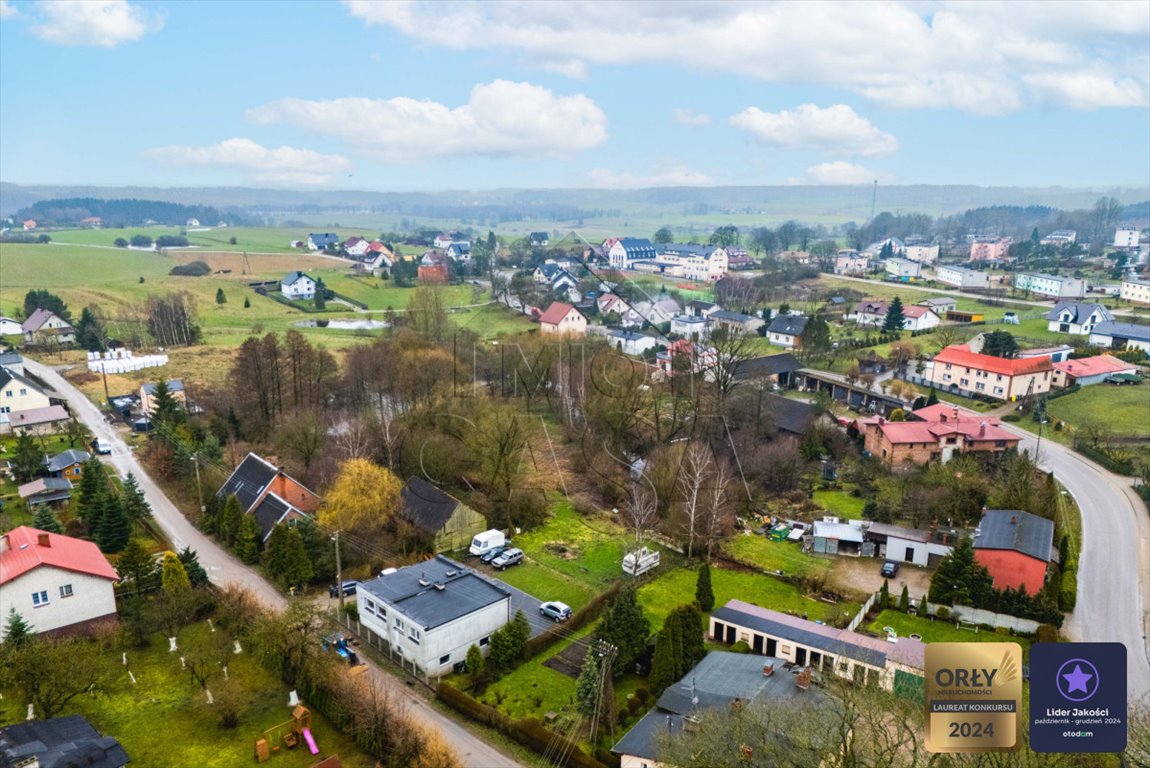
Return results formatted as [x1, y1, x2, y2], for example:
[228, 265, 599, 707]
[539, 302, 580, 326]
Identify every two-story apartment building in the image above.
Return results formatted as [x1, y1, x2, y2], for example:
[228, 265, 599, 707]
[935, 264, 991, 290]
[1120, 278, 1150, 305]
[903, 243, 940, 264]
[927, 344, 1053, 401]
[1044, 302, 1113, 335]
[1014, 272, 1086, 299]
[656, 244, 729, 282]
[856, 408, 1019, 466]
[605, 238, 659, 270]
[357, 555, 512, 678]
[834, 251, 869, 275]
[884, 258, 921, 279]
[0, 527, 120, 640]
[968, 237, 1010, 263]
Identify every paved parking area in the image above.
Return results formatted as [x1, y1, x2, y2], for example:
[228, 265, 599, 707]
[486, 574, 555, 638]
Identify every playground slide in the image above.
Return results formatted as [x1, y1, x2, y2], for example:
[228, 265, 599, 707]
[301, 727, 318, 755]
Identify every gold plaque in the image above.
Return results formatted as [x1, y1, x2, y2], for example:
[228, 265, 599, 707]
[925, 643, 1022, 752]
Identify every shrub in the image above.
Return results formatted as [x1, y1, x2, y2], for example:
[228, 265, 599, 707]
[1001, 413, 1022, 422]
[168, 260, 211, 277]
[1036, 624, 1059, 643]
[934, 606, 950, 620]
[730, 640, 751, 654]
[634, 687, 650, 705]
[1059, 572, 1077, 611]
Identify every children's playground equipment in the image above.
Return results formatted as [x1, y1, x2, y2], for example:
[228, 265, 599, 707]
[255, 705, 319, 762]
[321, 633, 360, 666]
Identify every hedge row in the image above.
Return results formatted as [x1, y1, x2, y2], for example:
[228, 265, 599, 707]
[1059, 571, 1077, 612]
[1073, 441, 1136, 476]
[437, 682, 608, 768]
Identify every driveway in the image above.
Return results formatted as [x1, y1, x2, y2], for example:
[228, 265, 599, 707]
[485, 572, 559, 639]
[1003, 423, 1150, 703]
[24, 359, 523, 768]
[828, 556, 933, 602]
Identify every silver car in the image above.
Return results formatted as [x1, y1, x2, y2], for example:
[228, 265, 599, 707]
[491, 547, 524, 570]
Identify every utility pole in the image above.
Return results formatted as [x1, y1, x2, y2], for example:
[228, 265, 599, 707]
[589, 640, 618, 744]
[333, 530, 344, 609]
[190, 454, 205, 518]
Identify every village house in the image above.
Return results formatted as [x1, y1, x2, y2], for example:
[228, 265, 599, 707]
[343, 236, 369, 257]
[399, 477, 487, 553]
[1014, 272, 1086, 300]
[708, 309, 764, 335]
[656, 339, 715, 377]
[529, 231, 549, 247]
[216, 453, 319, 541]
[709, 599, 926, 693]
[926, 344, 1053, 401]
[356, 555, 512, 678]
[21, 309, 75, 346]
[630, 297, 681, 326]
[281, 271, 317, 300]
[1052, 355, 1140, 388]
[44, 449, 90, 480]
[834, 250, 869, 275]
[0, 715, 130, 768]
[1120, 278, 1150, 305]
[0, 527, 120, 640]
[856, 406, 1020, 466]
[901, 306, 940, 331]
[884, 257, 921, 280]
[0, 350, 25, 375]
[972, 509, 1055, 595]
[1, 404, 70, 435]
[139, 379, 186, 415]
[538, 302, 587, 336]
[851, 301, 888, 327]
[686, 300, 720, 318]
[597, 294, 644, 327]
[0, 317, 23, 336]
[864, 522, 956, 567]
[903, 243, 940, 264]
[670, 313, 710, 339]
[1044, 302, 1113, 335]
[918, 297, 958, 315]
[766, 315, 807, 349]
[306, 233, 339, 251]
[18, 477, 74, 507]
[968, 236, 1010, 263]
[606, 329, 659, 356]
[936, 264, 990, 290]
[1088, 321, 1150, 354]
[0, 366, 52, 419]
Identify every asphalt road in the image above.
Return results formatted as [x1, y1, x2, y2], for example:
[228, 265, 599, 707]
[24, 359, 523, 768]
[1004, 424, 1150, 703]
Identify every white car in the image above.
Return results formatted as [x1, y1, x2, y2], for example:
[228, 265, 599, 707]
[539, 601, 572, 622]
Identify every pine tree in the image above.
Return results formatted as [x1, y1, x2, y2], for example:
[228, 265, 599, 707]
[4, 607, 34, 648]
[465, 644, 484, 677]
[264, 524, 292, 580]
[575, 646, 603, 718]
[149, 380, 184, 427]
[76, 458, 108, 534]
[117, 538, 159, 596]
[595, 586, 650, 677]
[921, 594, 929, 617]
[899, 584, 910, 613]
[215, 288, 227, 304]
[695, 563, 714, 612]
[278, 527, 314, 590]
[676, 604, 706, 672]
[97, 492, 131, 553]
[32, 505, 62, 534]
[219, 494, 243, 546]
[234, 514, 261, 564]
[648, 630, 676, 696]
[879, 578, 891, 609]
[120, 473, 152, 522]
[508, 610, 531, 663]
[243, 296, 251, 309]
[926, 387, 939, 406]
[314, 279, 326, 310]
[12, 431, 45, 483]
[178, 547, 209, 587]
[161, 551, 192, 594]
[882, 296, 906, 332]
[664, 611, 685, 679]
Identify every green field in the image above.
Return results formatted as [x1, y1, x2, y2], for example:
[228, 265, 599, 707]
[867, 609, 1034, 656]
[813, 489, 866, 519]
[722, 534, 832, 577]
[0, 622, 372, 768]
[43, 226, 382, 255]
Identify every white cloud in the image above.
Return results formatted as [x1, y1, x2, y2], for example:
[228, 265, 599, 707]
[245, 80, 607, 162]
[730, 104, 898, 156]
[794, 161, 890, 186]
[672, 108, 711, 126]
[1023, 71, 1150, 111]
[586, 165, 714, 189]
[342, 1, 1150, 113]
[0, 1, 18, 20]
[143, 138, 351, 186]
[33, 0, 161, 48]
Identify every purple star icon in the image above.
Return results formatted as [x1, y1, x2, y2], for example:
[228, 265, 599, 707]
[1062, 664, 1093, 693]
[1056, 658, 1100, 702]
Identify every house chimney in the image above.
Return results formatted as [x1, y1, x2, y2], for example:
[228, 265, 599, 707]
[38, 532, 51, 547]
[1010, 515, 1018, 525]
[979, 421, 987, 437]
[952, 407, 960, 422]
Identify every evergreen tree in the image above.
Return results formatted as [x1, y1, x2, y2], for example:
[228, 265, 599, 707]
[178, 547, 209, 588]
[982, 330, 1019, 359]
[116, 538, 159, 596]
[882, 296, 906, 332]
[665, 611, 685, 679]
[465, 644, 484, 677]
[76, 458, 108, 533]
[899, 584, 910, 613]
[676, 604, 706, 672]
[4, 607, 34, 648]
[929, 537, 995, 608]
[595, 586, 650, 677]
[12, 431, 44, 483]
[921, 594, 929, 617]
[218, 494, 243, 546]
[648, 629, 677, 696]
[314, 279, 326, 310]
[926, 387, 939, 406]
[487, 625, 517, 672]
[507, 610, 531, 663]
[119, 473, 152, 523]
[879, 578, 891, 609]
[575, 646, 602, 718]
[234, 514, 261, 564]
[74, 306, 106, 352]
[149, 380, 184, 427]
[695, 564, 714, 612]
[32, 505, 62, 534]
[799, 313, 832, 359]
[97, 492, 131, 553]
[161, 551, 192, 594]
[277, 526, 314, 589]
[264, 524, 292, 580]
[215, 288, 227, 304]
[243, 296, 251, 309]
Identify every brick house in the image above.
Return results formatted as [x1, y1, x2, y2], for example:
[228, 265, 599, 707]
[216, 453, 319, 541]
[856, 407, 1020, 466]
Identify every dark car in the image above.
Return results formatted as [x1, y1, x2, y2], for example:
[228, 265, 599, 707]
[491, 548, 524, 570]
[329, 580, 358, 598]
[880, 561, 899, 578]
[479, 545, 508, 565]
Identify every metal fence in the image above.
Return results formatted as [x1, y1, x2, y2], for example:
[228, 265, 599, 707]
[847, 591, 879, 632]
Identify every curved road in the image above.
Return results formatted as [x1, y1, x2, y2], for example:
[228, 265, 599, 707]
[25, 359, 522, 768]
[1004, 424, 1150, 703]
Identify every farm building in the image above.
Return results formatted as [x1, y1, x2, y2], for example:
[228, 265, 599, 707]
[864, 522, 956, 567]
[399, 477, 487, 553]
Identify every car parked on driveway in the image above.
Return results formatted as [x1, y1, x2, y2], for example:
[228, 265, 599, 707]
[329, 580, 358, 598]
[539, 601, 572, 622]
[491, 548, 524, 570]
[479, 544, 509, 565]
[881, 561, 899, 578]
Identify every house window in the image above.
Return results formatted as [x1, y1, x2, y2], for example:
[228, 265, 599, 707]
[59, 584, 73, 598]
[4, 390, 11, 397]
[479, 636, 490, 647]
[394, 617, 405, 632]
[0, 406, 8, 414]
[439, 654, 451, 665]
[408, 628, 421, 644]
[18, 388, 27, 396]
[32, 590, 49, 606]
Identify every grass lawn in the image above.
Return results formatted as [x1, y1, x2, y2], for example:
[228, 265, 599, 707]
[1030, 380, 1150, 439]
[43, 226, 382, 255]
[867, 609, 1033, 657]
[479, 624, 596, 721]
[813, 489, 866, 519]
[722, 534, 832, 578]
[0, 622, 373, 768]
[932, 388, 999, 412]
[494, 563, 596, 612]
[638, 565, 857, 633]
[510, 501, 635, 588]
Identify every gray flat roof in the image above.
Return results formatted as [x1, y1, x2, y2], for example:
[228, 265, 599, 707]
[359, 555, 510, 630]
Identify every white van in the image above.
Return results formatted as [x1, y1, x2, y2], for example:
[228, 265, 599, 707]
[469, 529, 506, 557]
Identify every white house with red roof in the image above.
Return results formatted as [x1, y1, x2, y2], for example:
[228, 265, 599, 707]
[901, 305, 940, 331]
[538, 302, 587, 336]
[0, 527, 119, 640]
[926, 344, 1053, 401]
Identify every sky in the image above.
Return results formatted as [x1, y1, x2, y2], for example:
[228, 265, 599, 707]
[0, 0, 1148, 191]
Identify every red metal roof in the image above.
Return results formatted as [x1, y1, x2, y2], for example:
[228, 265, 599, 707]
[902, 305, 935, 319]
[1053, 355, 1137, 379]
[875, 418, 1018, 445]
[933, 345, 1053, 377]
[0, 526, 120, 585]
[538, 302, 579, 326]
[911, 403, 988, 423]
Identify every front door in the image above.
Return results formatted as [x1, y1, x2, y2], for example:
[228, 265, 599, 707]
[796, 648, 808, 666]
[752, 635, 764, 655]
[766, 638, 777, 656]
[905, 546, 915, 563]
[713, 621, 725, 642]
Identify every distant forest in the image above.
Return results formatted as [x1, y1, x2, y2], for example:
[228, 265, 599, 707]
[13, 198, 245, 228]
